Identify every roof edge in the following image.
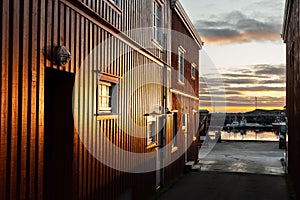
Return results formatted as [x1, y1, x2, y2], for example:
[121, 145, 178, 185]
[171, 0, 204, 48]
[282, 0, 292, 42]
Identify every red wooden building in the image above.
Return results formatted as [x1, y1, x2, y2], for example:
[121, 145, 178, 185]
[282, 0, 300, 198]
[0, 0, 202, 199]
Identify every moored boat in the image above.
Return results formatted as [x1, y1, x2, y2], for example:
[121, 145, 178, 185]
[272, 122, 286, 132]
[272, 117, 286, 132]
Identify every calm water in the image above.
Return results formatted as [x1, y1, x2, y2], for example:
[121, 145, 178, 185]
[220, 130, 282, 141]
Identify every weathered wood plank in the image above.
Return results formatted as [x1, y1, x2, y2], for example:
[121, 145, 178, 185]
[70, 9, 75, 73]
[9, 0, 21, 198]
[86, 20, 92, 200]
[28, 0, 39, 198]
[0, 0, 10, 199]
[19, 0, 30, 199]
[91, 23, 98, 200]
[45, 0, 52, 68]
[52, 0, 58, 69]
[72, 11, 79, 200]
[37, 0, 46, 198]
[78, 14, 85, 200]
[82, 17, 88, 200]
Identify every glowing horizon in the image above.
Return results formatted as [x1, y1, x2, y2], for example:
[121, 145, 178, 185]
[181, 0, 286, 112]
[200, 106, 285, 114]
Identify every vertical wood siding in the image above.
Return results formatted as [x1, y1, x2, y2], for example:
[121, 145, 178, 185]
[284, 0, 300, 197]
[76, 0, 168, 61]
[171, 11, 200, 97]
[71, 26, 165, 198]
[169, 9, 200, 182]
[0, 0, 167, 199]
[1, 0, 46, 199]
[1, 0, 200, 199]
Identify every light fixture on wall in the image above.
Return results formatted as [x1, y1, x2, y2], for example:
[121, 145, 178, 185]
[144, 111, 160, 117]
[143, 108, 172, 117]
[165, 108, 172, 115]
[56, 46, 71, 66]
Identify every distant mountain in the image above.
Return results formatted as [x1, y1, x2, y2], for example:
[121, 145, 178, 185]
[245, 109, 284, 116]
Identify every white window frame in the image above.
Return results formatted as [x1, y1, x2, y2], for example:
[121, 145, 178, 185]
[153, 0, 163, 44]
[178, 47, 186, 84]
[98, 81, 113, 114]
[191, 63, 196, 79]
[182, 114, 188, 132]
[147, 116, 158, 146]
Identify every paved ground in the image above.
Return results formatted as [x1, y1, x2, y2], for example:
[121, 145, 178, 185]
[198, 141, 286, 175]
[158, 142, 291, 200]
[158, 171, 290, 200]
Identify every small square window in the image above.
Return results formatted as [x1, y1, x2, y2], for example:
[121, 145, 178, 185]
[98, 81, 113, 114]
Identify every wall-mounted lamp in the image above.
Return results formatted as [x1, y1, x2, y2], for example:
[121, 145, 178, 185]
[57, 46, 71, 66]
[144, 111, 160, 117]
[144, 108, 172, 117]
[165, 108, 172, 115]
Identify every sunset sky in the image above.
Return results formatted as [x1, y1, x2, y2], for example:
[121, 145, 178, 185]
[181, 0, 286, 112]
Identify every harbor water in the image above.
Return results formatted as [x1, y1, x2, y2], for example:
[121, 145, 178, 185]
[221, 130, 280, 141]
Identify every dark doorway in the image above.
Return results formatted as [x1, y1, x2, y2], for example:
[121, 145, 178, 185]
[44, 68, 75, 200]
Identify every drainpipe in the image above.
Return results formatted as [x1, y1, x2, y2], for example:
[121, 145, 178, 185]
[160, 64, 168, 188]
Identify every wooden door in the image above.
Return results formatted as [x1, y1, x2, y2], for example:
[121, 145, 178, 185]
[44, 68, 75, 200]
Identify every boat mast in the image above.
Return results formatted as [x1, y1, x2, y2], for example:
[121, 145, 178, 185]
[255, 96, 258, 109]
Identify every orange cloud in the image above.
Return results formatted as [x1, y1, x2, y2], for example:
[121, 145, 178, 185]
[195, 11, 282, 44]
[200, 64, 286, 112]
[201, 32, 281, 44]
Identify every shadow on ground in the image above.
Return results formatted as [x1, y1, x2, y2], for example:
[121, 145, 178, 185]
[158, 142, 291, 200]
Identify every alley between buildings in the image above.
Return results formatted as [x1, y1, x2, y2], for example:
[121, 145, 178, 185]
[158, 142, 293, 200]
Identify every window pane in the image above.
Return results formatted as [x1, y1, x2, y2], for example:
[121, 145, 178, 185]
[147, 120, 157, 145]
[98, 82, 113, 113]
[106, 86, 110, 97]
[192, 66, 195, 78]
[102, 97, 107, 106]
[102, 86, 106, 96]
[112, 0, 119, 6]
[153, 1, 162, 43]
[178, 52, 184, 82]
